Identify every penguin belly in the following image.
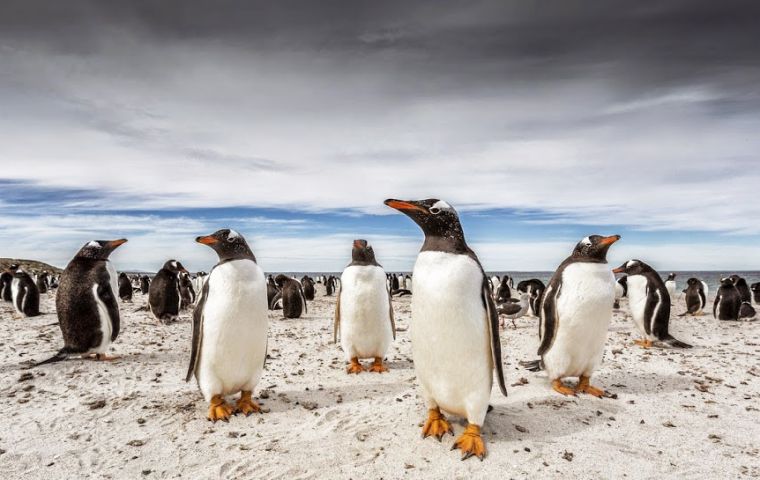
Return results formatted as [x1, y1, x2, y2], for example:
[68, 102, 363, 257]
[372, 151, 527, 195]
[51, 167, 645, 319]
[665, 281, 676, 301]
[197, 261, 268, 401]
[11, 278, 22, 314]
[339, 265, 392, 361]
[543, 263, 614, 380]
[90, 260, 117, 353]
[625, 275, 657, 341]
[411, 251, 492, 425]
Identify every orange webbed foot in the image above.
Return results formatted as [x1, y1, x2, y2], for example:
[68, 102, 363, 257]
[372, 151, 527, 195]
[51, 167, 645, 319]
[94, 353, 120, 361]
[552, 379, 576, 396]
[452, 424, 486, 461]
[236, 391, 261, 416]
[207, 395, 234, 422]
[369, 357, 388, 373]
[346, 358, 365, 374]
[421, 408, 453, 441]
[576, 376, 605, 398]
[634, 339, 653, 349]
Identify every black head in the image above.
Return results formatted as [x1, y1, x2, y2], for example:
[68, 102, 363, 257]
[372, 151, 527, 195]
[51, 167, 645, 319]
[274, 274, 290, 287]
[571, 235, 620, 262]
[384, 198, 467, 252]
[667, 273, 676, 281]
[685, 277, 701, 289]
[612, 259, 653, 276]
[751, 282, 760, 292]
[6, 263, 19, 272]
[720, 277, 736, 288]
[119, 272, 128, 279]
[75, 239, 128, 260]
[196, 229, 256, 262]
[162, 259, 188, 274]
[729, 274, 746, 286]
[351, 239, 379, 264]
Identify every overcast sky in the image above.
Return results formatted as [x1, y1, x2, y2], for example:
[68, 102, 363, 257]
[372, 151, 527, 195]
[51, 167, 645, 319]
[1, 1, 759, 272]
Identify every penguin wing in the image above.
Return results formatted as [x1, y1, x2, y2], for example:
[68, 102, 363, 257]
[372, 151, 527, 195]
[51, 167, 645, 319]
[269, 291, 282, 310]
[713, 293, 719, 318]
[333, 285, 341, 344]
[186, 278, 210, 382]
[299, 284, 308, 314]
[483, 278, 508, 397]
[642, 285, 654, 335]
[699, 287, 706, 309]
[96, 281, 121, 341]
[537, 278, 561, 357]
[387, 285, 396, 340]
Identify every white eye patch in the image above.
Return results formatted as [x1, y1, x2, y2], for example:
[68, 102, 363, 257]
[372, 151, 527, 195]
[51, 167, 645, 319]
[431, 200, 452, 211]
[228, 230, 240, 240]
[626, 260, 637, 268]
[172, 261, 178, 268]
[86, 241, 101, 248]
[581, 236, 591, 245]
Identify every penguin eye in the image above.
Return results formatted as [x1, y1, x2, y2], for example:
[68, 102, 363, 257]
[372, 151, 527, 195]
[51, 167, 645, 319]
[227, 236, 236, 243]
[429, 207, 441, 215]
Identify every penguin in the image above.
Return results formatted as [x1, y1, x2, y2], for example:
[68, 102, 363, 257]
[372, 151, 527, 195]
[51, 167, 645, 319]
[739, 302, 756, 320]
[325, 275, 336, 296]
[701, 280, 710, 300]
[302, 276, 316, 301]
[271, 274, 307, 318]
[521, 234, 620, 398]
[1, 264, 19, 302]
[681, 278, 707, 316]
[613, 276, 628, 310]
[497, 291, 530, 328]
[187, 229, 268, 422]
[333, 239, 395, 374]
[179, 272, 196, 310]
[664, 273, 677, 303]
[149, 260, 188, 324]
[36, 272, 49, 294]
[405, 274, 413, 292]
[495, 277, 512, 304]
[11, 269, 41, 317]
[612, 260, 692, 348]
[140, 275, 150, 294]
[266, 275, 279, 310]
[517, 279, 546, 316]
[385, 198, 507, 461]
[752, 282, 760, 304]
[31, 239, 127, 366]
[118, 272, 133, 301]
[729, 275, 752, 303]
[391, 273, 400, 291]
[713, 277, 741, 321]
[490, 275, 500, 292]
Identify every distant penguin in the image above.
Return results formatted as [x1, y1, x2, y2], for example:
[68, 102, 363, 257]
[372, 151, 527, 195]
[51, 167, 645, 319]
[11, 269, 41, 317]
[714, 277, 741, 321]
[752, 282, 760, 304]
[495, 277, 512, 303]
[613, 276, 628, 309]
[118, 272, 133, 301]
[302, 276, 316, 301]
[391, 273, 400, 291]
[385, 198, 506, 461]
[681, 278, 707, 316]
[497, 292, 530, 328]
[271, 274, 307, 318]
[664, 273, 677, 303]
[613, 260, 691, 348]
[399, 274, 407, 290]
[149, 260, 188, 324]
[325, 275, 336, 296]
[140, 275, 150, 294]
[36, 272, 49, 294]
[739, 302, 756, 320]
[179, 272, 196, 310]
[517, 279, 545, 316]
[522, 234, 620, 398]
[187, 229, 268, 422]
[334, 239, 395, 374]
[266, 276, 279, 310]
[490, 275, 500, 292]
[405, 274, 412, 292]
[31, 239, 127, 366]
[1, 264, 19, 302]
[729, 275, 751, 303]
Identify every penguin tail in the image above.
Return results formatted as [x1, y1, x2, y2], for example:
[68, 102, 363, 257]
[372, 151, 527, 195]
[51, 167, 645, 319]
[28, 347, 75, 368]
[663, 335, 693, 349]
[518, 359, 544, 372]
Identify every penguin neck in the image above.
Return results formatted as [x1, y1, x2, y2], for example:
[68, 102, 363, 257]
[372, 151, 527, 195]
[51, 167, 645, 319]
[420, 233, 469, 255]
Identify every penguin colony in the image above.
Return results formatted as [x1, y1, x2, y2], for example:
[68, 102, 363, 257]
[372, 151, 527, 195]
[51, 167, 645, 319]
[6, 197, 757, 462]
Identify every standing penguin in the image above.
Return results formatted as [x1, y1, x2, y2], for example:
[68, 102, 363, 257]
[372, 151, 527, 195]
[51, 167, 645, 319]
[612, 260, 691, 348]
[11, 269, 41, 317]
[739, 302, 756, 320]
[187, 229, 268, 422]
[517, 279, 545, 316]
[751, 283, 760, 304]
[271, 275, 307, 318]
[36, 272, 49, 294]
[495, 277, 512, 303]
[1, 264, 19, 302]
[325, 276, 336, 296]
[664, 273, 677, 303]
[729, 275, 752, 303]
[118, 272, 133, 301]
[385, 198, 507, 461]
[31, 239, 127, 365]
[613, 276, 628, 310]
[714, 278, 741, 321]
[140, 275, 150, 294]
[179, 272, 196, 310]
[334, 239, 395, 374]
[302, 276, 316, 301]
[681, 278, 707, 316]
[522, 235, 620, 398]
[266, 276, 279, 310]
[149, 260, 188, 324]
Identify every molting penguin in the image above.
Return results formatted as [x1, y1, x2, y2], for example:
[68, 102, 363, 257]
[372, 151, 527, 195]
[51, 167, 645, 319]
[729, 275, 752, 303]
[665, 273, 677, 303]
[149, 260, 188, 324]
[271, 274, 307, 318]
[612, 260, 691, 348]
[11, 269, 41, 317]
[188, 229, 268, 422]
[385, 198, 507, 461]
[751, 282, 760, 304]
[714, 277, 741, 321]
[266, 276, 279, 310]
[31, 239, 127, 366]
[681, 278, 707, 316]
[140, 275, 150, 294]
[179, 272, 196, 310]
[495, 277, 512, 304]
[36, 272, 49, 294]
[334, 239, 395, 374]
[521, 234, 620, 398]
[302, 276, 316, 301]
[1, 264, 19, 302]
[613, 276, 628, 310]
[118, 272, 133, 301]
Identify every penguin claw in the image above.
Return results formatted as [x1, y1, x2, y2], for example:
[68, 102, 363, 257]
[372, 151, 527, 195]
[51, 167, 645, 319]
[369, 358, 388, 373]
[207, 396, 234, 422]
[422, 408, 453, 441]
[346, 358, 365, 374]
[453, 424, 486, 461]
[576, 376, 605, 398]
[551, 379, 576, 396]
[236, 391, 261, 416]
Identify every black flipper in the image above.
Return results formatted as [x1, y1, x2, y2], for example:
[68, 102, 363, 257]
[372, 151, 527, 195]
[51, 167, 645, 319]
[713, 294, 719, 318]
[483, 277, 508, 397]
[642, 286, 654, 335]
[387, 286, 396, 340]
[663, 335, 692, 348]
[299, 284, 308, 314]
[537, 281, 561, 356]
[518, 359, 544, 372]
[333, 286, 341, 344]
[96, 280, 121, 341]
[28, 347, 77, 368]
[269, 292, 282, 310]
[186, 277, 210, 382]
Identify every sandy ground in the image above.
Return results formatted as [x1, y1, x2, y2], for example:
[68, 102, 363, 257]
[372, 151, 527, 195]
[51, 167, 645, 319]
[1, 284, 759, 479]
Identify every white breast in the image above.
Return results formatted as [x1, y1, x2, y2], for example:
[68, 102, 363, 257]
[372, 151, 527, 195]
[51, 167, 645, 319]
[665, 280, 676, 299]
[625, 274, 651, 339]
[197, 260, 268, 401]
[11, 277, 21, 313]
[339, 265, 392, 361]
[700, 281, 709, 306]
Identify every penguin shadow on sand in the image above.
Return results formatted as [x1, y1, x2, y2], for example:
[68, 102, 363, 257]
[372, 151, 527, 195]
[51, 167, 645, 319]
[258, 381, 410, 414]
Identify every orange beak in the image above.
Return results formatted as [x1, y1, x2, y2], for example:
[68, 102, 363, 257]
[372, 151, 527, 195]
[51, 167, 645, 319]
[107, 239, 128, 248]
[599, 235, 621, 246]
[196, 235, 218, 245]
[384, 199, 427, 213]
[612, 267, 625, 274]
[353, 240, 364, 249]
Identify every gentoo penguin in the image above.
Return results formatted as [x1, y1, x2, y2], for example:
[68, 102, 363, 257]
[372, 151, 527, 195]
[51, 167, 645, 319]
[36, 272, 49, 294]
[188, 229, 268, 422]
[729, 275, 752, 303]
[664, 273, 677, 303]
[613, 276, 628, 310]
[325, 275, 336, 296]
[681, 278, 706, 316]
[302, 276, 316, 301]
[522, 234, 620, 398]
[385, 198, 507, 461]
[490, 275, 500, 293]
[739, 302, 756, 320]
[271, 274, 307, 318]
[32, 239, 127, 366]
[405, 274, 413, 292]
[701, 280, 710, 300]
[517, 279, 546, 316]
[11, 269, 41, 317]
[612, 260, 691, 348]
[495, 277, 512, 304]
[179, 272, 196, 310]
[149, 260, 188, 324]
[497, 292, 530, 328]
[714, 278, 741, 321]
[140, 275, 150, 294]
[118, 272, 133, 301]
[266, 276, 279, 310]
[751, 282, 760, 304]
[334, 239, 395, 374]
[1, 264, 19, 302]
